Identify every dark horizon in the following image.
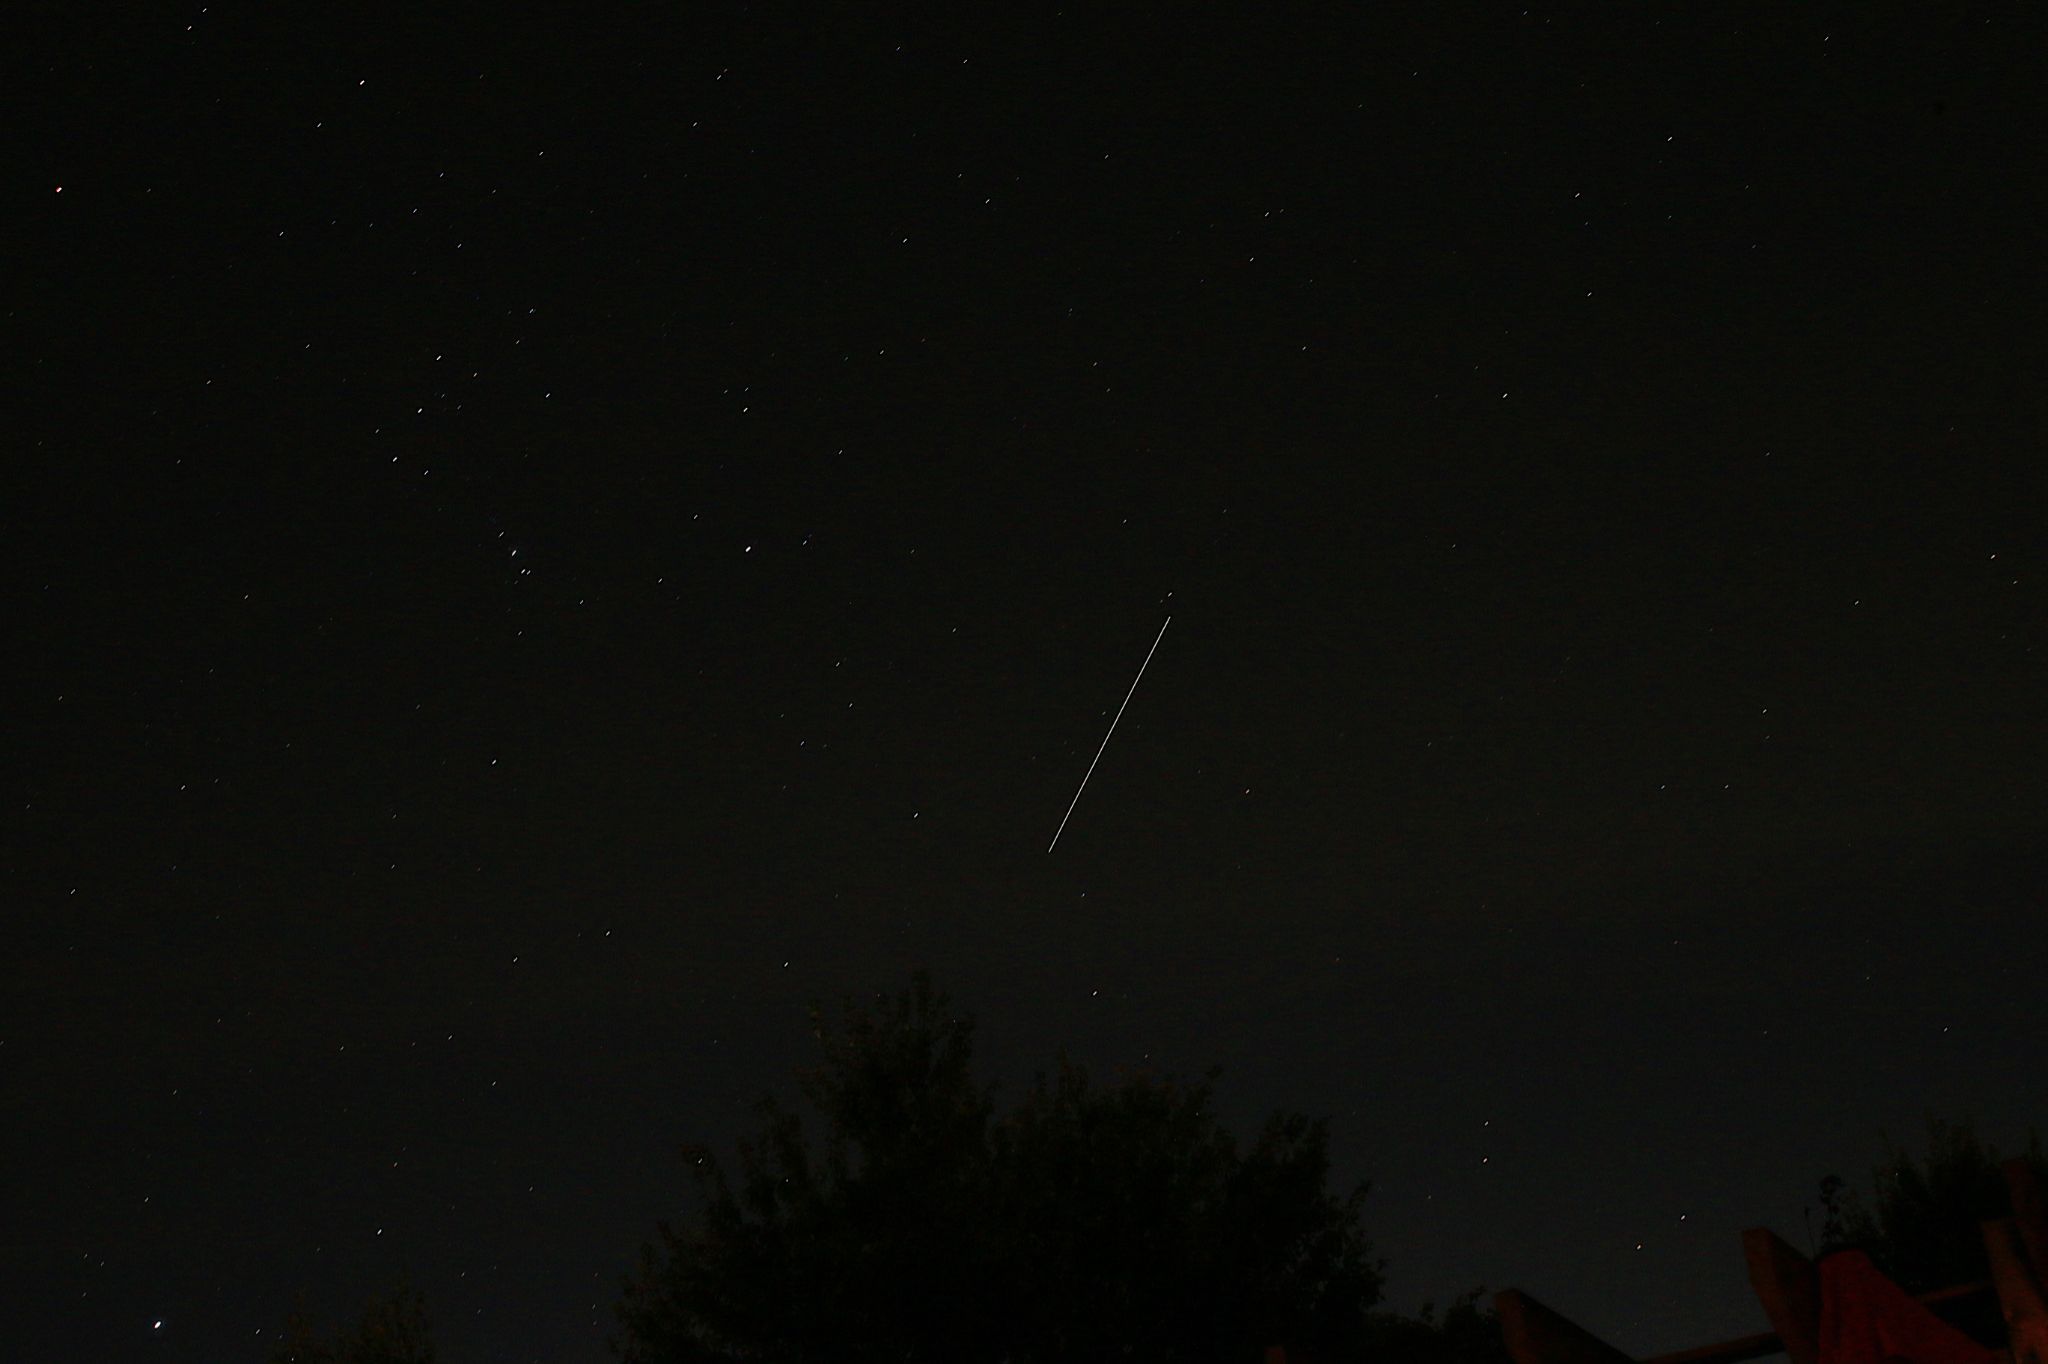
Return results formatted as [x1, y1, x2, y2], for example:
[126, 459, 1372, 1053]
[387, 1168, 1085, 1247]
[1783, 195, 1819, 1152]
[11, 4, 2046, 1361]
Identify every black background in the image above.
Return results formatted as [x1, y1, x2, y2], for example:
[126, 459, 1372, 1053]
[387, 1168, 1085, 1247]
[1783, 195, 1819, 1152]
[11, 4, 2046, 1361]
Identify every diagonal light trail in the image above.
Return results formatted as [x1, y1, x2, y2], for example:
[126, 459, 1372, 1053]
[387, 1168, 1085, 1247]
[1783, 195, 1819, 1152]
[1047, 615, 1172, 852]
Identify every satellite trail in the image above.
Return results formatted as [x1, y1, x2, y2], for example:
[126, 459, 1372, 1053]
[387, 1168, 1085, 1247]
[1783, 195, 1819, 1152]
[1047, 615, 1172, 852]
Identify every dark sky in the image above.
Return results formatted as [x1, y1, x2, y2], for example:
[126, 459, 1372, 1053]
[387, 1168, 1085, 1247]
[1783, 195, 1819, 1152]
[11, 4, 2047, 1362]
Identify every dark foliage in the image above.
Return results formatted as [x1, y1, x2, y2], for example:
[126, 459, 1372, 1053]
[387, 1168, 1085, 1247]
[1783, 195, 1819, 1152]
[1361, 1291, 1514, 1364]
[616, 972, 1385, 1363]
[1812, 1116, 2048, 1293]
[270, 1285, 437, 1364]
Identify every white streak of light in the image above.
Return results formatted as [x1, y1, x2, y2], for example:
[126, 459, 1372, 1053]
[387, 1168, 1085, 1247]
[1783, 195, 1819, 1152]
[1047, 615, 1172, 853]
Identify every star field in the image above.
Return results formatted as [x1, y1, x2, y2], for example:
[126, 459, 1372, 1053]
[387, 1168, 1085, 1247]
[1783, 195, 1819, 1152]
[11, 5, 2048, 1362]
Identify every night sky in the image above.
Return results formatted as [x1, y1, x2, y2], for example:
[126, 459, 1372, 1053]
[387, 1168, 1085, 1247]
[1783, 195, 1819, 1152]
[12, 5, 2047, 1362]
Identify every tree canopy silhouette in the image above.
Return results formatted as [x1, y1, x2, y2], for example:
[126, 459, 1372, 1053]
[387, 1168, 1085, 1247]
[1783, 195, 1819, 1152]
[270, 1285, 436, 1364]
[1359, 1290, 1512, 1364]
[1812, 1116, 2048, 1292]
[615, 972, 1385, 1363]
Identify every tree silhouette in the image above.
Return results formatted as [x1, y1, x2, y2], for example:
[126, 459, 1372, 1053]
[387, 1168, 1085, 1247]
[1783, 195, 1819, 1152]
[1361, 1290, 1513, 1364]
[615, 972, 1385, 1363]
[1812, 1116, 2048, 1292]
[271, 1285, 437, 1364]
